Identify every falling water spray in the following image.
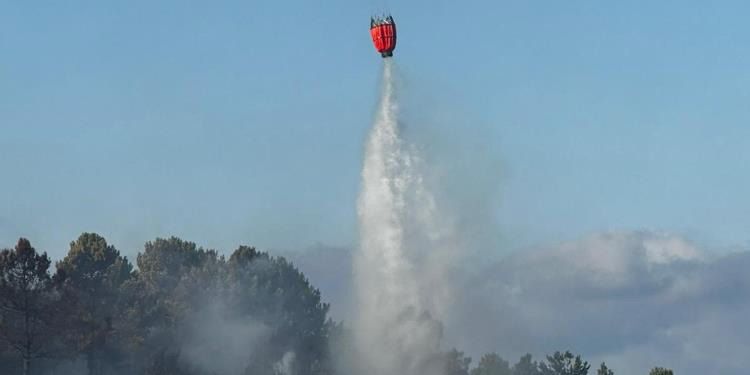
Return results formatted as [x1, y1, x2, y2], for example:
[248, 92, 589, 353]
[353, 59, 451, 375]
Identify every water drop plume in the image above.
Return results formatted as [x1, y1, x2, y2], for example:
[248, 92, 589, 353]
[354, 59, 449, 375]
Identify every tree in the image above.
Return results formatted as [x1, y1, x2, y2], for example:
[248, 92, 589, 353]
[0, 238, 57, 375]
[132, 239, 334, 375]
[0, 339, 21, 374]
[134, 237, 222, 329]
[132, 237, 226, 374]
[471, 352, 511, 375]
[513, 354, 541, 375]
[597, 362, 614, 375]
[443, 348, 472, 375]
[141, 349, 202, 375]
[56, 233, 134, 375]
[649, 367, 673, 375]
[539, 351, 590, 375]
[228, 246, 332, 375]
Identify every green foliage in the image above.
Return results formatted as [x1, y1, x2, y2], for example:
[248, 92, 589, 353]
[130, 238, 332, 375]
[443, 348, 472, 375]
[228, 245, 261, 267]
[513, 354, 541, 375]
[0, 234, 644, 375]
[539, 351, 590, 375]
[134, 237, 223, 328]
[471, 352, 511, 375]
[227, 246, 332, 375]
[56, 233, 134, 375]
[0, 238, 57, 375]
[597, 362, 614, 375]
[649, 367, 674, 375]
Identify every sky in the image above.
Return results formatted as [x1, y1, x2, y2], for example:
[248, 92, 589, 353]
[3, 2, 750, 374]
[3, 1, 750, 259]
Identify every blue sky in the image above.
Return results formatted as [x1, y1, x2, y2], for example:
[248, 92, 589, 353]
[3, 1, 750, 259]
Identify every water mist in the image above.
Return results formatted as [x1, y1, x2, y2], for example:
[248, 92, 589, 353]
[353, 59, 452, 375]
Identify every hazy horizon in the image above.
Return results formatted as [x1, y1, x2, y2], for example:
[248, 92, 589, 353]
[3, 2, 750, 375]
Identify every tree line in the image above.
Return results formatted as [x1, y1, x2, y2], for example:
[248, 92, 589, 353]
[0, 234, 331, 375]
[444, 350, 674, 375]
[0, 234, 676, 375]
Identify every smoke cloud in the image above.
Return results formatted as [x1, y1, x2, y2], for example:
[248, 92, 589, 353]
[273, 351, 296, 375]
[179, 300, 270, 375]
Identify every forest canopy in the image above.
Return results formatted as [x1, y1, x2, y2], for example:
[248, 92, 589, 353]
[0, 234, 674, 375]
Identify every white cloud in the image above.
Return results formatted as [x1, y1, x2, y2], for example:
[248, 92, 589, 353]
[447, 230, 750, 375]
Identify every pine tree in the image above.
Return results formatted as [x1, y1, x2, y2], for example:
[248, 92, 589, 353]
[0, 239, 57, 375]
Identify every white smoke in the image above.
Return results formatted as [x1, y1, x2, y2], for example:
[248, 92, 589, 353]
[353, 59, 456, 375]
[273, 351, 296, 375]
[180, 300, 270, 375]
